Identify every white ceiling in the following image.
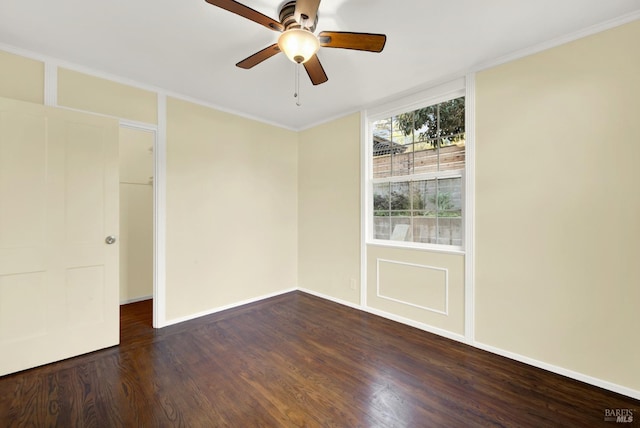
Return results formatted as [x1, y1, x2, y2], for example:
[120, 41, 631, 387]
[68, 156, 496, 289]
[1, 0, 639, 130]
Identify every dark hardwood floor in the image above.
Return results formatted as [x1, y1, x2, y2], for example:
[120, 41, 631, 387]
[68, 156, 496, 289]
[0, 291, 637, 427]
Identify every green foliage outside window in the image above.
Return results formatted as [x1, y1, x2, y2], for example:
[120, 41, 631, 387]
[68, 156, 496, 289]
[395, 97, 465, 148]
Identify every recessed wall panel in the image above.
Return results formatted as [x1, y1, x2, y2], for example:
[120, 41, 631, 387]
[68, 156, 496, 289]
[377, 259, 447, 314]
[367, 245, 464, 335]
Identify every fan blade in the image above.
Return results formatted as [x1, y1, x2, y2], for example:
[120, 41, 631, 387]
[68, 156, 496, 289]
[303, 54, 328, 85]
[318, 31, 386, 52]
[236, 44, 281, 69]
[204, 0, 283, 32]
[294, 0, 321, 28]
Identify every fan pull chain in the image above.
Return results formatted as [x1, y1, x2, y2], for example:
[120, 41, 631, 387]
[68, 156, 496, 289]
[294, 63, 302, 107]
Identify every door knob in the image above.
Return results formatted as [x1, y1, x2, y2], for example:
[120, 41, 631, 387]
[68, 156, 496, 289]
[105, 235, 117, 245]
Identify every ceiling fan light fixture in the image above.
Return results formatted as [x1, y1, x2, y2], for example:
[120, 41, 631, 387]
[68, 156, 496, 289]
[277, 28, 320, 64]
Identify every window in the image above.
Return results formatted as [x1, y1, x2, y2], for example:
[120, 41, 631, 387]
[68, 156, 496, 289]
[369, 96, 465, 248]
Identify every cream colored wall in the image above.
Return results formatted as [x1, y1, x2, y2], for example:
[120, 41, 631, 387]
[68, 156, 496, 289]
[475, 20, 640, 391]
[298, 114, 361, 304]
[0, 50, 44, 104]
[119, 127, 154, 303]
[165, 97, 298, 321]
[58, 68, 157, 124]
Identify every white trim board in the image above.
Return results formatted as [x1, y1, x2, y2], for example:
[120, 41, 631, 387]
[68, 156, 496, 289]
[363, 304, 466, 345]
[120, 295, 152, 305]
[463, 73, 476, 345]
[160, 288, 297, 328]
[298, 288, 364, 312]
[473, 341, 640, 401]
[153, 94, 168, 328]
[366, 79, 466, 121]
[366, 240, 465, 256]
[43, 62, 57, 107]
[51, 103, 159, 128]
[471, 11, 640, 74]
[359, 111, 368, 308]
[118, 120, 158, 132]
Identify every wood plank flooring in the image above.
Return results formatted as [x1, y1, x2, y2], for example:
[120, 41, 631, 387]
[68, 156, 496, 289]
[0, 291, 638, 427]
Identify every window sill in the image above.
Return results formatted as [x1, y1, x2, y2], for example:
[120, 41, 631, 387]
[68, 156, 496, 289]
[366, 239, 465, 255]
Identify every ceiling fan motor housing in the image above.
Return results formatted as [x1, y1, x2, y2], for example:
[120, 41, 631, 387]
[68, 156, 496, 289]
[279, 1, 318, 31]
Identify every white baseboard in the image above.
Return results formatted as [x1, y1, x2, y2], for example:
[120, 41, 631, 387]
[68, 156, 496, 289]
[120, 295, 153, 305]
[297, 288, 363, 310]
[473, 341, 640, 401]
[296, 288, 468, 344]
[158, 287, 297, 328]
[363, 305, 468, 344]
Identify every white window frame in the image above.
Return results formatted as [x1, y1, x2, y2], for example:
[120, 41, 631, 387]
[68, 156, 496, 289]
[364, 78, 467, 254]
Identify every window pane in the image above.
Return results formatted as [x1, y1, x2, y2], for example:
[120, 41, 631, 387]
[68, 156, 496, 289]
[411, 181, 425, 211]
[372, 118, 392, 178]
[390, 182, 410, 213]
[436, 177, 462, 245]
[413, 217, 436, 244]
[374, 216, 390, 240]
[373, 182, 390, 211]
[398, 106, 436, 145]
[391, 115, 413, 146]
[437, 139, 465, 172]
[437, 98, 465, 139]
[437, 97, 465, 172]
[412, 180, 437, 215]
[391, 147, 413, 177]
[390, 217, 411, 241]
[437, 217, 462, 246]
[437, 177, 462, 216]
[390, 115, 413, 177]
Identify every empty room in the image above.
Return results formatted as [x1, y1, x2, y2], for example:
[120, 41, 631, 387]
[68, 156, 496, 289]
[0, 0, 639, 426]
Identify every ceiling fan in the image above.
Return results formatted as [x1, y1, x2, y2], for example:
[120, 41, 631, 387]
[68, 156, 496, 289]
[204, 0, 387, 85]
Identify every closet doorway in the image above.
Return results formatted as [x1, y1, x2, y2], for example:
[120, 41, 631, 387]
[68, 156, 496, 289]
[119, 125, 155, 322]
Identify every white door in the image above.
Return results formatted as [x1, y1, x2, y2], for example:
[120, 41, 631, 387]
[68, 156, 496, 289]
[0, 97, 119, 376]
